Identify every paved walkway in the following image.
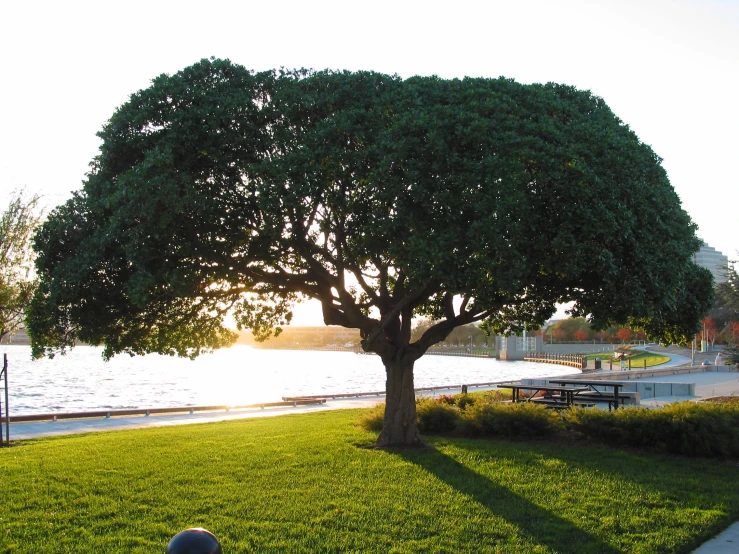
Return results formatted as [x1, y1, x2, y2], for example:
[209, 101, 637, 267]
[5, 396, 384, 441]
[692, 523, 739, 553]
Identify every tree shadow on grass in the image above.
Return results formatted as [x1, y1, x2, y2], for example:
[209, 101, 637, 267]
[393, 444, 623, 554]
[530, 440, 739, 548]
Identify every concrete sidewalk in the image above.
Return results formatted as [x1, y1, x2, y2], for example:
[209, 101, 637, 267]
[691, 522, 739, 553]
[5, 396, 384, 441]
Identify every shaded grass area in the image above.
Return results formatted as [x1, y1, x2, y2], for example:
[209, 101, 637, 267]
[1, 410, 738, 553]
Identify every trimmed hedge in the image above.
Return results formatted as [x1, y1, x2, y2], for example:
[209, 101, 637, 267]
[416, 398, 459, 433]
[563, 401, 739, 457]
[459, 402, 559, 437]
[358, 393, 739, 458]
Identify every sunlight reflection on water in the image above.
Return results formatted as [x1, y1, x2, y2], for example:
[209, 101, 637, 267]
[1, 345, 575, 414]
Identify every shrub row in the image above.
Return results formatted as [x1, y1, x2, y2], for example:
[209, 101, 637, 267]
[566, 402, 739, 457]
[358, 393, 739, 458]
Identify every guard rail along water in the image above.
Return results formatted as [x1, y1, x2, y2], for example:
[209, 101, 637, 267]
[1, 354, 9, 446]
[0, 399, 326, 425]
[282, 380, 511, 401]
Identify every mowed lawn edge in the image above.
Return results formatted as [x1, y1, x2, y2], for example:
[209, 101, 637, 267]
[584, 351, 671, 367]
[1, 409, 738, 553]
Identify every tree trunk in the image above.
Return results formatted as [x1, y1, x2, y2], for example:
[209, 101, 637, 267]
[376, 358, 425, 447]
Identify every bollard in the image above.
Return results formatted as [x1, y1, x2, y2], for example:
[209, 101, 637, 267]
[166, 528, 222, 554]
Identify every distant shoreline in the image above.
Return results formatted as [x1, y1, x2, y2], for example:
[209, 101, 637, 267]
[0, 329, 30, 345]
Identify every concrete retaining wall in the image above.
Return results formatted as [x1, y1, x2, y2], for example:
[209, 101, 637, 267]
[574, 365, 737, 381]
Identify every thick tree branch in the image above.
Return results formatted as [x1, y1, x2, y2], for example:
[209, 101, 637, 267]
[411, 306, 499, 356]
[460, 294, 471, 314]
[348, 263, 380, 305]
[443, 292, 455, 320]
[363, 280, 439, 350]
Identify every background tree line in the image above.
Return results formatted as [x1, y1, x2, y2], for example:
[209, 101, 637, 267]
[411, 321, 490, 347]
[704, 263, 739, 346]
[0, 189, 42, 343]
[542, 264, 739, 346]
[540, 317, 647, 344]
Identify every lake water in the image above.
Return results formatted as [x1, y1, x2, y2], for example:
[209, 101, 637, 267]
[0, 345, 576, 415]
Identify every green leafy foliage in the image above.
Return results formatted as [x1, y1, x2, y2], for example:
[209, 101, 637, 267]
[415, 398, 460, 433]
[459, 402, 560, 437]
[28, 58, 713, 444]
[30, 58, 710, 360]
[356, 403, 385, 431]
[629, 263, 715, 346]
[722, 343, 739, 367]
[546, 317, 597, 341]
[453, 392, 476, 410]
[716, 263, 739, 313]
[713, 264, 739, 343]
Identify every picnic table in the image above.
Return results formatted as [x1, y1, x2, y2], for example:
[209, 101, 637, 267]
[497, 383, 591, 409]
[548, 379, 626, 410]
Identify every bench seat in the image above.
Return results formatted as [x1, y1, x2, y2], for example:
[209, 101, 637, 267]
[530, 398, 596, 409]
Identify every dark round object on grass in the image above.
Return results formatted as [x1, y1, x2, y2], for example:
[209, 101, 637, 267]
[166, 528, 222, 554]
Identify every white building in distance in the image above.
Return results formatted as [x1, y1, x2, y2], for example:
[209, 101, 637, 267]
[693, 241, 729, 284]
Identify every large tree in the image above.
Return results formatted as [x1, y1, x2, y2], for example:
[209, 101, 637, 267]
[1, 188, 42, 342]
[28, 59, 712, 446]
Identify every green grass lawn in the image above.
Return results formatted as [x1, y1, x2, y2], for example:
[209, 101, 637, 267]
[2, 410, 738, 553]
[585, 350, 670, 368]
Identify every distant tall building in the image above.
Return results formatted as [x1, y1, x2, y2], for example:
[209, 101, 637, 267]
[693, 241, 729, 284]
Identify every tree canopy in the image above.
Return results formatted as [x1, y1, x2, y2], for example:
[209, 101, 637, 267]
[1, 188, 42, 342]
[28, 58, 712, 445]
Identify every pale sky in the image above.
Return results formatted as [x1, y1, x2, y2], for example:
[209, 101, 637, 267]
[2, 0, 737, 325]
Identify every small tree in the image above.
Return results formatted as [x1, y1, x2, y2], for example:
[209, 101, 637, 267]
[616, 328, 633, 343]
[723, 342, 739, 368]
[28, 59, 714, 447]
[721, 321, 739, 344]
[573, 330, 589, 342]
[1, 189, 42, 342]
[702, 317, 718, 348]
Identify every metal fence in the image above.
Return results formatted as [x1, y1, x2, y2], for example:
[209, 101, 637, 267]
[1, 354, 9, 446]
